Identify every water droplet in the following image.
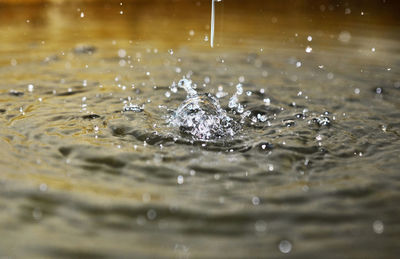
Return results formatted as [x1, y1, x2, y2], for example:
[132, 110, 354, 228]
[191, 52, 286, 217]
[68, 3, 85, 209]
[338, 31, 351, 43]
[236, 83, 243, 95]
[177, 175, 184, 184]
[255, 220, 267, 232]
[39, 183, 48, 192]
[252, 196, 260, 205]
[279, 240, 292, 254]
[27, 84, 34, 92]
[373, 220, 384, 234]
[147, 209, 157, 220]
[118, 49, 126, 58]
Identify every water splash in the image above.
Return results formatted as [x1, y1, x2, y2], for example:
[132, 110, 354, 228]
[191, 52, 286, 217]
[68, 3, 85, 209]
[169, 78, 238, 140]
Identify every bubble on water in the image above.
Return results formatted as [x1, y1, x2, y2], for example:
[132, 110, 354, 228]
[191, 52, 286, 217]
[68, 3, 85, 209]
[316, 117, 331, 126]
[305, 46, 313, 53]
[373, 220, 384, 234]
[39, 183, 48, 192]
[238, 76, 245, 83]
[168, 49, 174, 55]
[279, 240, 292, 254]
[327, 72, 334, 80]
[165, 91, 171, 98]
[371, 47, 376, 52]
[296, 61, 302, 68]
[345, 8, 351, 14]
[338, 31, 351, 43]
[255, 220, 267, 232]
[177, 175, 184, 184]
[354, 88, 360, 94]
[252, 196, 260, 205]
[147, 209, 157, 220]
[307, 35, 312, 41]
[189, 30, 195, 36]
[263, 98, 271, 105]
[80, 12, 84, 18]
[11, 58, 17, 66]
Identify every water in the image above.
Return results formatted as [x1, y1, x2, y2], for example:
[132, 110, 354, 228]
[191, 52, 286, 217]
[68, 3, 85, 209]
[1, 1, 400, 258]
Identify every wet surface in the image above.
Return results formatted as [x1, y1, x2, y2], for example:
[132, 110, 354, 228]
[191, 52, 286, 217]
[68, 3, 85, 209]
[0, 1, 400, 258]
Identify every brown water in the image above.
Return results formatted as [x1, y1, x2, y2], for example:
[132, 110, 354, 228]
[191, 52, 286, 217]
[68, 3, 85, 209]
[1, 1, 400, 258]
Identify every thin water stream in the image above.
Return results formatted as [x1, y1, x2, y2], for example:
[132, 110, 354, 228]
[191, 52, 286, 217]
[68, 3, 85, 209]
[0, 1, 399, 258]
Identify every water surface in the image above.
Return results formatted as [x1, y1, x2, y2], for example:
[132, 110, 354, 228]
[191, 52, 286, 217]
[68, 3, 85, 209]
[0, 1, 400, 258]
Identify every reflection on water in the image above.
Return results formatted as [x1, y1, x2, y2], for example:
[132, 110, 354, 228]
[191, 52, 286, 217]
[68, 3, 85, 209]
[0, 1, 400, 258]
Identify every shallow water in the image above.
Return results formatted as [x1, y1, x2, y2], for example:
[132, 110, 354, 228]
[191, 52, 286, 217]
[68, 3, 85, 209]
[1, 1, 400, 258]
